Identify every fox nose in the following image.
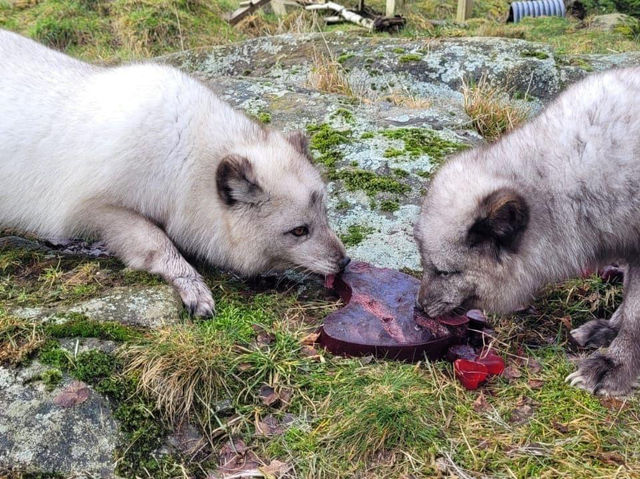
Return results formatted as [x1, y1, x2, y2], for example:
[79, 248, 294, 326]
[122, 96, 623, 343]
[338, 256, 351, 272]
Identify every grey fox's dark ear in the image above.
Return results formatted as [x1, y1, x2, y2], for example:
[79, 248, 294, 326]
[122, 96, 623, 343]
[286, 131, 312, 161]
[216, 155, 268, 206]
[467, 188, 529, 255]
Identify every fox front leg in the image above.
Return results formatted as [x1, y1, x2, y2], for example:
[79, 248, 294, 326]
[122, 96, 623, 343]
[86, 205, 215, 317]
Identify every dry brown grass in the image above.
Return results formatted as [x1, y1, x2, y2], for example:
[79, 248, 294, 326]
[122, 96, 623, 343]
[461, 75, 530, 142]
[306, 49, 353, 96]
[384, 86, 431, 109]
[120, 323, 236, 432]
[0, 314, 46, 365]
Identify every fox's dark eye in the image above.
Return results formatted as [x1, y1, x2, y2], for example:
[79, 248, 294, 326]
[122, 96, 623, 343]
[435, 268, 459, 277]
[290, 226, 309, 237]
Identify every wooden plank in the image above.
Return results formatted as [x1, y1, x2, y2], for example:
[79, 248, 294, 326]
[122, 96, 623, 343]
[227, 0, 272, 25]
[456, 0, 473, 22]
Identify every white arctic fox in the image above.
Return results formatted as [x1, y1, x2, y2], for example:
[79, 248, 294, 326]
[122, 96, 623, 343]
[0, 29, 349, 316]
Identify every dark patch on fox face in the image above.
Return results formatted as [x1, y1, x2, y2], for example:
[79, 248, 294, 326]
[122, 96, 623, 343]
[467, 188, 529, 257]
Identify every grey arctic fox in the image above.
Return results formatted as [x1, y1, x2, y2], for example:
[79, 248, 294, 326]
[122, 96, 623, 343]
[414, 67, 640, 396]
[0, 29, 349, 316]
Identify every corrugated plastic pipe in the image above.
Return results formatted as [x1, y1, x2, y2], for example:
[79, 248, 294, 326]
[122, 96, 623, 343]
[507, 0, 566, 23]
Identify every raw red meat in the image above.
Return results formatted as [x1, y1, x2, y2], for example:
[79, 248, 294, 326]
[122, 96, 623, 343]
[319, 262, 490, 362]
[454, 360, 489, 390]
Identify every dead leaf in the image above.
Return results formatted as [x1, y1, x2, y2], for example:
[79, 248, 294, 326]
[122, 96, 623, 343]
[527, 358, 542, 374]
[552, 421, 569, 433]
[255, 414, 285, 437]
[259, 385, 280, 407]
[503, 365, 522, 380]
[598, 451, 625, 466]
[53, 381, 90, 408]
[301, 345, 319, 358]
[472, 392, 490, 412]
[301, 332, 320, 345]
[257, 332, 275, 346]
[259, 459, 290, 478]
[600, 396, 628, 411]
[528, 379, 544, 389]
[217, 438, 261, 474]
[238, 362, 252, 372]
[559, 316, 572, 331]
[279, 387, 294, 406]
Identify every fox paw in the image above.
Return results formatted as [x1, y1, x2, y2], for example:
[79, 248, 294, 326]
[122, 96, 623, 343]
[570, 319, 619, 348]
[174, 276, 215, 317]
[566, 352, 635, 397]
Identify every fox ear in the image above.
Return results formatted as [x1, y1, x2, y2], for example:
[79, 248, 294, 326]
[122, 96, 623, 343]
[467, 188, 529, 254]
[286, 131, 312, 161]
[216, 155, 267, 206]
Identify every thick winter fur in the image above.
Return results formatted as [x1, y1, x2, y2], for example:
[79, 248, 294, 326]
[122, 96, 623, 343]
[414, 67, 640, 396]
[0, 30, 347, 316]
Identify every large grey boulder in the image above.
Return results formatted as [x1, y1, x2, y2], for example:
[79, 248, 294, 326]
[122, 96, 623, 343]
[0, 363, 119, 477]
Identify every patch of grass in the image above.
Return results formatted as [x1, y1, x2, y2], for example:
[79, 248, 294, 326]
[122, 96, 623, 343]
[45, 313, 142, 341]
[381, 128, 467, 160]
[0, 311, 46, 365]
[331, 168, 411, 198]
[340, 224, 375, 247]
[360, 131, 375, 139]
[307, 50, 352, 96]
[462, 75, 530, 142]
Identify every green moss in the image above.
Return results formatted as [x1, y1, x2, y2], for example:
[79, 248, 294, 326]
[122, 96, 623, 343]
[255, 111, 272, 124]
[520, 49, 550, 59]
[330, 108, 355, 124]
[335, 200, 350, 211]
[330, 168, 411, 198]
[73, 350, 117, 382]
[41, 368, 63, 390]
[392, 47, 405, 53]
[340, 224, 375, 247]
[360, 131, 375, 139]
[337, 52, 354, 63]
[379, 199, 400, 212]
[392, 168, 409, 178]
[398, 53, 423, 62]
[45, 314, 141, 341]
[306, 123, 352, 170]
[383, 148, 404, 158]
[38, 341, 73, 370]
[381, 128, 466, 160]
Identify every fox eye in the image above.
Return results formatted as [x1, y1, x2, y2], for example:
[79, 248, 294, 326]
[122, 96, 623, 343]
[435, 268, 459, 277]
[290, 226, 309, 237]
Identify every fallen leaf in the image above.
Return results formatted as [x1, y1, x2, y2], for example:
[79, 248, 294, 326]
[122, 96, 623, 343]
[259, 459, 290, 478]
[552, 421, 569, 433]
[259, 385, 280, 407]
[255, 414, 285, 437]
[559, 316, 572, 331]
[301, 345, 320, 358]
[257, 332, 275, 346]
[279, 387, 294, 406]
[53, 381, 90, 408]
[527, 358, 542, 374]
[217, 438, 261, 474]
[528, 379, 544, 389]
[600, 396, 628, 411]
[472, 392, 490, 412]
[301, 332, 320, 345]
[502, 365, 522, 380]
[238, 362, 252, 372]
[598, 451, 625, 466]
